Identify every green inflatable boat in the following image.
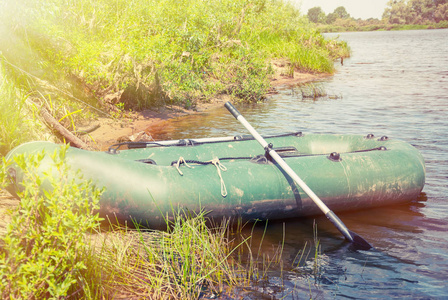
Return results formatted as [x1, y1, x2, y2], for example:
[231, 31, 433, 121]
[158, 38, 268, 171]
[5, 132, 425, 226]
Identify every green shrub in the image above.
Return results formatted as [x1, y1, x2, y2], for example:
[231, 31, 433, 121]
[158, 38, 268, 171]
[0, 146, 103, 298]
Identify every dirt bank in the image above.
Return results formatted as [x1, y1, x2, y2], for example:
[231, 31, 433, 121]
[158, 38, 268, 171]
[86, 63, 331, 150]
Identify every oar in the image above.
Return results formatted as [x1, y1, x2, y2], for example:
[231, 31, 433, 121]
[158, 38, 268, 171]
[224, 101, 372, 250]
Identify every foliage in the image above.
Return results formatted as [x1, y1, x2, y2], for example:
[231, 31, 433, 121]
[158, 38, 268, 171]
[383, 0, 448, 24]
[0, 0, 347, 112]
[308, 1, 448, 32]
[0, 147, 103, 298]
[307, 7, 326, 23]
[333, 6, 351, 19]
[308, 6, 350, 24]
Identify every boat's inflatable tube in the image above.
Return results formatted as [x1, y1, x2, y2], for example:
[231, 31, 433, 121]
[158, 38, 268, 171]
[5, 133, 425, 226]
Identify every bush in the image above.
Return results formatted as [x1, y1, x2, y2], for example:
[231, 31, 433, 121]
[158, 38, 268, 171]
[0, 146, 103, 298]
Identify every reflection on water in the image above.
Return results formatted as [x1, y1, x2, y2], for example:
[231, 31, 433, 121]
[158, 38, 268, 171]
[149, 29, 448, 298]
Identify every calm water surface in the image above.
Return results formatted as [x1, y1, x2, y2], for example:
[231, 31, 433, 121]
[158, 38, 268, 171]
[150, 29, 448, 298]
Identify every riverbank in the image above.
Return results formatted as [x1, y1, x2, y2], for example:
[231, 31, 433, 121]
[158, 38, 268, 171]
[0, 1, 345, 296]
[85, 64, 332, 150]
[1, 0, 350, 156]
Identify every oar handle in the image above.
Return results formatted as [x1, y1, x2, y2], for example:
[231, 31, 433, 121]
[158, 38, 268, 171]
[224, 102, 241, 119]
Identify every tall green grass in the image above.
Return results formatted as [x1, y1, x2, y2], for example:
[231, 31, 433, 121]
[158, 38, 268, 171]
[0, 63, 46, 156]
[84, 215, 255, 298]
[1, 0, 349, 111]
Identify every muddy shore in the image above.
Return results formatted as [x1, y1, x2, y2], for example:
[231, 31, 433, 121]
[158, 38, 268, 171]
[87, 66, 331, 150]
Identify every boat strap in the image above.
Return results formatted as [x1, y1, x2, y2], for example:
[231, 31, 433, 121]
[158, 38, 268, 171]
[174, 156, 228, 197]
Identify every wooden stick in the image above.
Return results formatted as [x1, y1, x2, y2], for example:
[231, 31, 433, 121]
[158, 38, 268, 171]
[40, 108, 91, 150]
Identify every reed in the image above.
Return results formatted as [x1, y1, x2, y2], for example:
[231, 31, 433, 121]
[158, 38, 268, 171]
[299, 83, 328, 100]
[80, 214, 257, 299]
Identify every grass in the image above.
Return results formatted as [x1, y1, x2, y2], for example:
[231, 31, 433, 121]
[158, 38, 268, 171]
[0, 0, 350, 156]
[0, 0, 348, 112]
[0, 147, 326, 298]
[83, 214, 253, 299]
[299, 83, 328, 100]
[0, 62, 48, 156]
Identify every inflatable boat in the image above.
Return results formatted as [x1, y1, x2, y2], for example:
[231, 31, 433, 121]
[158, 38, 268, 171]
[5, 132, 425, 226]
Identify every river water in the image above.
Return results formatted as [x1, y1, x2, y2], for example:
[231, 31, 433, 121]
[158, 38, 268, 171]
[150, 29, 448, 298]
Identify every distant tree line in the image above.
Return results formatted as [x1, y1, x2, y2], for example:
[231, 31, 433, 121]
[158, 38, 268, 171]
[383, 0, 448, 24]
[307, 0, 448, 25]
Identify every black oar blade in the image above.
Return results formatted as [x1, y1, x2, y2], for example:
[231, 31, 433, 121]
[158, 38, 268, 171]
[326, 210, 372, 250]
[348, 230, 372, 251]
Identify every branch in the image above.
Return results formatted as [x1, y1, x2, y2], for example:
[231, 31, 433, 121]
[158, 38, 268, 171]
[40, 108, 91, 150]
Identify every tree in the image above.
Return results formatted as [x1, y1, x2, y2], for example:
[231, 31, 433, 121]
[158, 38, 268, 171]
[434, 3, 448, 22]
[383, 0, 410, 24]
[307, 6, 325, 23]
[326, 12, 338, 24]
[334, 6, 350, 19]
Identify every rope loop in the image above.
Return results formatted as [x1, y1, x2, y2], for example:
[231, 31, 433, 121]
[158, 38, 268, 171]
[175, 157, 193, 175]
[209, 158, 227, 197]
[173, 157, 227, 197]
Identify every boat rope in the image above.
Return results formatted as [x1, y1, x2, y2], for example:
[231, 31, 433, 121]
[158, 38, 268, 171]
[174, 157, 228, 197]
[174, 157, 193, 175]
[209, 158, 228, 197]
[171, 156, 251, 166]
[167, 146, 387, 166]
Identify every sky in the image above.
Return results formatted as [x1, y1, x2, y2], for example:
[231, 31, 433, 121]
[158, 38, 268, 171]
[292, 0, 390, 20]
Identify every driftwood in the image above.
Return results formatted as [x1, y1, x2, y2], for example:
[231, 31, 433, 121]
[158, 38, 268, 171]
[40, 108, 91, 150]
